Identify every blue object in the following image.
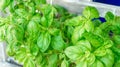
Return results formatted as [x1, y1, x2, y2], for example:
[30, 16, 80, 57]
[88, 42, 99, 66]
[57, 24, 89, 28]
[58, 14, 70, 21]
[93, 0, 120, 6]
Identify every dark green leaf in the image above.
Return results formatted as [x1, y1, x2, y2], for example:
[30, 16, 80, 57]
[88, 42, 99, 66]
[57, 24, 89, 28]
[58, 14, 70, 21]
[105, 12, 114, 22]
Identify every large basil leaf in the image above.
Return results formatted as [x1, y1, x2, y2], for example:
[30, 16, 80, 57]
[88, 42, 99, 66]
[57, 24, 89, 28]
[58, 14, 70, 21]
[6, 24, 24, 43]
[64, 45, 84, 61]
[65, 40, 91, 61]
[37, 32, 51, 52]
[27, 20, 40, 42]
[40, 5, 56, 27]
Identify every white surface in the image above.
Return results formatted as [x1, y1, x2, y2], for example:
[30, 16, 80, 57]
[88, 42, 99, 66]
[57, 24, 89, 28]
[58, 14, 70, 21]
[0, 42, 7, 62]
[0, 62, 20, 67]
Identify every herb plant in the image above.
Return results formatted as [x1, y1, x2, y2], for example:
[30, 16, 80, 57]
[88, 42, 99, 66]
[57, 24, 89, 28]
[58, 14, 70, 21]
[0, 0, 120, 67]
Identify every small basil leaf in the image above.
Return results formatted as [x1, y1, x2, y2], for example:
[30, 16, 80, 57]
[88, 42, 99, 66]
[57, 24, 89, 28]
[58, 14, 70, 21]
[24, 58, 35, 67]
[48, 54, 58, 67]
[61, 59, 69, 67]
[83, 6, 99, 19]
[51, 33, 65, 51]
[85, 20, 94, 32]
[105, 11, 114, 22]
[72, 26, 85, 44]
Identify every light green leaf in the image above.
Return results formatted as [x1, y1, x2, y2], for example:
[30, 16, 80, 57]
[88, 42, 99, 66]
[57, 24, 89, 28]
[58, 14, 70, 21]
[85, 20, 94, 32]
[100, 49, 114, 67]
[72, 26, 85, 44]
[64, 16, 85, 26]
[40, 5, 57, 27]
[24, 58, 35, 67]
[64, 46, 83, 61]
[94, 47, 106, 56]
[90, 60, 104, 67]
[27, 20, 40, 42]
[76, 40, 91, 51]
[48, 54, 58, 67]
[37, 32, 51, 52]
[76, 60, 87, 67]
[6, 24, 24, 43]
[61, 59, 69, 67]
[83, 6, 99, 19]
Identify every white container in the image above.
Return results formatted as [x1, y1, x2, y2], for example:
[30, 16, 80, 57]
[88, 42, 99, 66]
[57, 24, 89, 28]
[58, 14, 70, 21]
[47, 0, 120, 17]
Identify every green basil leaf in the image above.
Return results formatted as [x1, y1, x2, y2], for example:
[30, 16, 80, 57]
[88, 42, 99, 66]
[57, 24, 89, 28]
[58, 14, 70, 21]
[100, 49, 114, 67]
[72, 26, 85, 44]
[113, 35, 120, 45]
[40, 5, 56, 27]
[61, 59, 69, 67]
[83, 32, 104, 48]
[86, 54, 96, 66]
[37, 32, 51, 52]
[0, 26, 5, 41]
[114, 60, 120, 67]
[24, 58, 35, 67]
[6, 24, 24, 43]
[90, 60, 104, 67]
[76, 60, 87, 67]
[94, 47, 107, 56]
[48, 54, 58, 67]
[30, 44, 39, 57]
[105, 11, 114, 22]
[35, 53, 43, 66]
[64, 45, 84, 61]
[0, 0, 11, 10]
[48, 28, 60, 35]
[64, 16, 85, 26]
[34, 0, 46, 5]
[27, 20, 40, 42]
[83, 6, 99, 19]
[76, 40, 91, 51]
[14, 47, 27, 63]
[85, 20, 94, 32]
[51, 33, 65, 51]
[67, 26, 74, 39]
